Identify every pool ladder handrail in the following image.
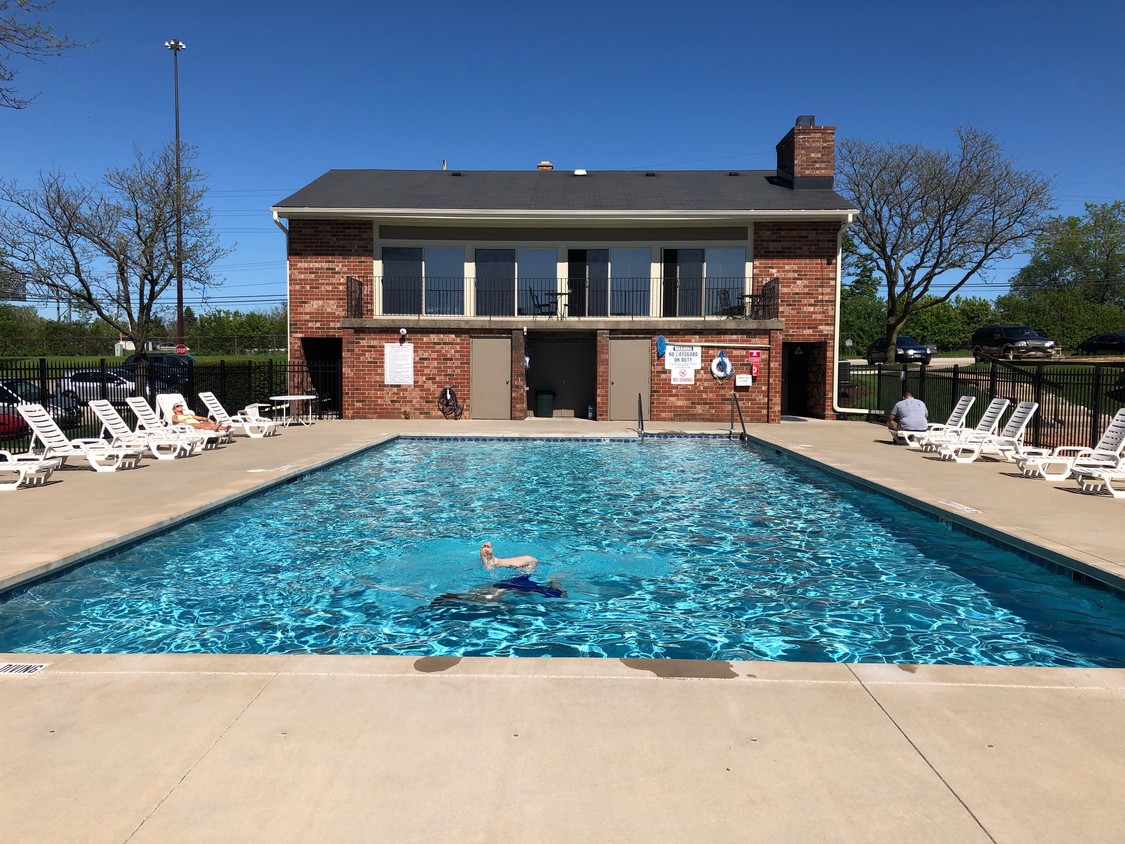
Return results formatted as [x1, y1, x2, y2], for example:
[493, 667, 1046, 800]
[637, 392, 645, 440]
[730, 393, 749, 441]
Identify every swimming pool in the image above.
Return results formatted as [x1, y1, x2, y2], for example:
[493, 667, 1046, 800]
[2, 437, 1124, 666]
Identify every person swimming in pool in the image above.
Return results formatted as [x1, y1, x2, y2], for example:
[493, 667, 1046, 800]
[480, 541, 538, 573]
[432, 575, 567, 605]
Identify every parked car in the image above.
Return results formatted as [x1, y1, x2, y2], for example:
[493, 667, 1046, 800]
[57, 369, 141, 405]
[119, 353, 195, 389]
[0, 409, 29, 439]
[1075, 332, 1125, 356]
[0, 377, 83, 428]
[865, 336, 932, 366]
[971, 325, 1057, 361]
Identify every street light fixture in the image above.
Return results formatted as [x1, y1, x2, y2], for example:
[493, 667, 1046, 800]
[165, 38, 186, 345]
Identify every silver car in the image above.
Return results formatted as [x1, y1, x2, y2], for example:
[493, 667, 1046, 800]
[57, 369, 137, 405]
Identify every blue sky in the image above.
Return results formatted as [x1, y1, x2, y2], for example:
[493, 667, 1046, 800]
[3, 0, 1123, 315]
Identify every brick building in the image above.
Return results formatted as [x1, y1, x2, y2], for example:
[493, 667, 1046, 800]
[272, 116, 855, 423]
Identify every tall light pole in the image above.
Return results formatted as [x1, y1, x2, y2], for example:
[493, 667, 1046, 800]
[165, 38, 186, 345]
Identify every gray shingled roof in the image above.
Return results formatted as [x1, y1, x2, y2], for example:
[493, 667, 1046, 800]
[273, 169, 853, 214]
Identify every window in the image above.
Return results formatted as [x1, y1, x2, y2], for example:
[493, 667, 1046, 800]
[568, 248, 650, 317]
[382, 247, 465, 315]
[475, 248, 559, 316]
[662, 248, 745, 316]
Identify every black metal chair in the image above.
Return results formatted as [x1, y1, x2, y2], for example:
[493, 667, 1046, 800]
[529, 289, 558, 317]
[714, 289, 745, 318]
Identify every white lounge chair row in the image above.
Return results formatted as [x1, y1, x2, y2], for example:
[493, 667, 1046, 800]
[5, 392, 284, 491]
[898, 395, 1125, 499]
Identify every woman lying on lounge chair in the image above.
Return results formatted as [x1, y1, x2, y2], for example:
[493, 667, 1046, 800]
[171, 402, 231, 433]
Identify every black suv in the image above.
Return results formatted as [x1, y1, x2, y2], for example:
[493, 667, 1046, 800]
[865, 336, 932, 365]
[119, 353, 196, 389]
[971, 326, 1056, 361]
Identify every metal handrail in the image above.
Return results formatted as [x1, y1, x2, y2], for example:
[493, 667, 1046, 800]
[636, 393, 645, 440]
[730, 393, 749, 441]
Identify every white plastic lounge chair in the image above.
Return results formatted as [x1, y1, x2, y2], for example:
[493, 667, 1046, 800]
[1072, 465, 1125, 499]
[16, 403, 144, 473]
[89, 399, 198, 460]
[0, 449, 60, 490]
[155, 393, 235, 445]
[894, 395, 975, 448]
[198, 391, 281, 438]
[937, 401, 1038, 464]
[125, 396, 223, 451]
[918, 397, 1010, 452]
[1014, 407, 1125, 481]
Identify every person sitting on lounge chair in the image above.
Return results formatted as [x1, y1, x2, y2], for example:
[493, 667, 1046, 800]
[888, 391, 928, 441]
[480, 541, 538, 573]
[171, 402, 231, 433]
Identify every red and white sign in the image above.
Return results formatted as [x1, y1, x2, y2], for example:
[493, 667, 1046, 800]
[175, 343, 188, 355]
[671, 367, 695, 385]
[751, 363, 760, 377]
[747, 350, 762, 362]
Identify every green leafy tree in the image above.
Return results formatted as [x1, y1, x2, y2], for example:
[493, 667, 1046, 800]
[1010, 201, 1125, 307]
[837, 126, 1053, 348]
[994, 289, 1124, 351]
[903, 295, 995, 351]
[838, 235, 885, 358]
[0, 143, 231, 353]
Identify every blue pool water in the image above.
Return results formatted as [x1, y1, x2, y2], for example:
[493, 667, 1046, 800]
[2, 437, 1125, 666]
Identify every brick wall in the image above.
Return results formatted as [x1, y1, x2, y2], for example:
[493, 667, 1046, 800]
[646, 330, 779, 423]
[288, 218, 374, 368]
[755, 220, 840, 418]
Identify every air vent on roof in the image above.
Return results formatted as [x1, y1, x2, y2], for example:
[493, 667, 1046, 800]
[728, 171, 741, 176]
[574, 169, 587, 176]
[450, 171, 462, 177]
[644, 172, 656, 177]
[0, 663, 48, 675]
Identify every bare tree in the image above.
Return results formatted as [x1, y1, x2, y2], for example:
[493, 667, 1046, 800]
[837, 126, 1053, 345]
[1, 0, 88, 109]
[0, 143, 232, 351]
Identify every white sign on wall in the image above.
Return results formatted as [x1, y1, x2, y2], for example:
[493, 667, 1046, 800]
[671, 367, 695, 385]
[665, 344, 702, 370]
[384, 342, 415, 385]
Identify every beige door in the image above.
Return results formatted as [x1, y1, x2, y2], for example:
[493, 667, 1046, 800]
[608, 338, 651, 421]
[470, 337, 512, 419]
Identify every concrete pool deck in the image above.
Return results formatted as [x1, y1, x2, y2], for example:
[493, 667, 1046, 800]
[2, 418, 1124, 842]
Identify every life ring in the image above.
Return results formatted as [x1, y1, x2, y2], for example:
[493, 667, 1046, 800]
[710, 351, 733, 380]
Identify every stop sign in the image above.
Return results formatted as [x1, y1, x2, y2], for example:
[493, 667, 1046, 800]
[175, 343, 188, 355]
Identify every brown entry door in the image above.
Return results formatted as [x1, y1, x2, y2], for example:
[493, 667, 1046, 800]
[608, 338, 651, 421]
[470, 337, 512, 419]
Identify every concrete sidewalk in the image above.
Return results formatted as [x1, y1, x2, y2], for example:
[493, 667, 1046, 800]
[2, 418, 1124, 843]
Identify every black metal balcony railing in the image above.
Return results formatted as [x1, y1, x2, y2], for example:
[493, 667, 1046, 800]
[366, 277, 779, 320]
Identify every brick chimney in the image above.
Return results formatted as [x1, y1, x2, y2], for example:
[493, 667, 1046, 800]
[775, 116, 835, 189]
[537, 161, 554, 171]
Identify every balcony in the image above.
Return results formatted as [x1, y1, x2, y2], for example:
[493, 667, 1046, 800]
[346, 277, 779, 322]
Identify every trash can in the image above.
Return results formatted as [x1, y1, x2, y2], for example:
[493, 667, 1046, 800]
[535, 390, 555, 418]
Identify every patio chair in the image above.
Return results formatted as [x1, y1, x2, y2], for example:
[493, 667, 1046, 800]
[529, 288, 559, 318]
[1013, 407, 1125, 481]
[1072, 465, 1125, 499]
[713, 289, 746, 318]
[156, 393, 235, 445]
[88, 399, 197, 460]
[125, 396, 224, 451]
[15, 403, 144, 473]
[917, 397, 1010, 452]
[0, 449, 60, 491]
[198, 392, 281, 438]
[893, 395, 975, 448]
[936, 401, 1038, 464]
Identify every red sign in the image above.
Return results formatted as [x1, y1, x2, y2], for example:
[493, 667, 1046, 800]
[751, 363, 760, 377]
[747, 350, 762, 362]
[175, 344, 188, 355]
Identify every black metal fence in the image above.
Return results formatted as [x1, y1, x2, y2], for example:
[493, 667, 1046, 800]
[1, 357, 342, 453]
[838, 360, 1125, 450]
